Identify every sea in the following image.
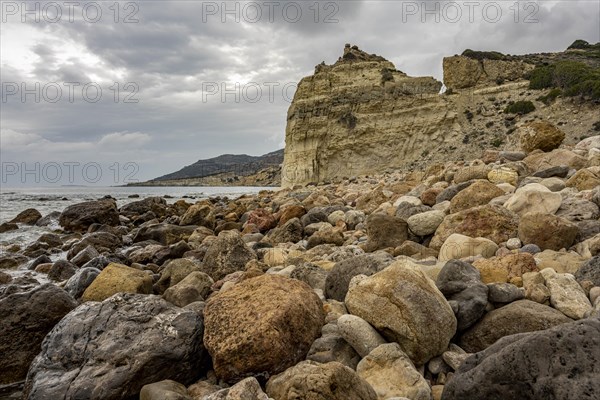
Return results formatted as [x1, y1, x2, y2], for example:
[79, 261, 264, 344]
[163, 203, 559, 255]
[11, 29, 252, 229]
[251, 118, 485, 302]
[0, 186, 270, 254]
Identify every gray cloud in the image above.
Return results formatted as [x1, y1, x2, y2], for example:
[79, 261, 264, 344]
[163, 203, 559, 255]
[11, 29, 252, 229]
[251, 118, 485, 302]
[1, 0, 598, 186]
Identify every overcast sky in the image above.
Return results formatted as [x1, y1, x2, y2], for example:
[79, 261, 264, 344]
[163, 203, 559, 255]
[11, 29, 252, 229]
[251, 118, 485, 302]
[1, 0, 598, 186]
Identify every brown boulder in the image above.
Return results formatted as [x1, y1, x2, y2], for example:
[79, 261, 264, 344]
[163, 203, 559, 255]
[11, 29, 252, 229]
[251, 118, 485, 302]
[449, 180, 505, 213]
[81, 263, 153, 302]
[9, 208, 42, 225]
[59, 199, 119, 232]
[363, 213, 409, 252]
[431, 205, 519, 250]
[566, 169, 600, 191]
[203, 274, 325, 383]
[518, 213, 579, 251]
[518, 121, 565, 153]
[472, 253, 539, 284]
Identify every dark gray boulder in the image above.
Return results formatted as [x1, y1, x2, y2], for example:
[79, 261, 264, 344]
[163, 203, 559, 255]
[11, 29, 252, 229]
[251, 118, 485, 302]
[436, 260, 488, 331]
[0, 284, 77, 384]
[59, 199, 119, 232]
[443, 317, 600, 400]
[23, 293, 206, 400]
[64, 267, 101, 299]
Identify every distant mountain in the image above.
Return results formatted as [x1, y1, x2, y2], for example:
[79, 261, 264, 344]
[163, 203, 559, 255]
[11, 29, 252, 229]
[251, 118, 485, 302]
[152, 149, 284, 182]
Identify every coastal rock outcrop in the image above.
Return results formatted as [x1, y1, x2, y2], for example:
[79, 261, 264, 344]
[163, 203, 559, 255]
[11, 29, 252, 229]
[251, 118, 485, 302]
[282, 44, 457, 186]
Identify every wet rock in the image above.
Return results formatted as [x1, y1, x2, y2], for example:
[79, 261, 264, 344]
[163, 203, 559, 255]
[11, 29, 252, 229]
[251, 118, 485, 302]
[71, 245, 101, 267]
[9, 208, 42, 225]
[436, 260, 488, 331]
[266, 361, 377, 400]
[459, 299, 572, 353]
[443, 318, 600, 400]
[201, 231, 256, 281]
[345, 259, 456, 364]
[35, 211, 61, 227]
[518, 213, 579, 251]
[357, 343, 431, 400]
[203, 274, 324, 383]
[0, 284, 77, 384]
[82, 263, 153, 302]
[59, 199, 119, 232]
[23, 293, 206, 399]
[0, 222, 18, 233]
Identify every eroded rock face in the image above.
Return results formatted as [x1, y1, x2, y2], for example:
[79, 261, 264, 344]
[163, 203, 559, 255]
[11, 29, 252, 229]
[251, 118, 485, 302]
[282, 45, 457, 186]
[443, 317, 600, 400]
[203, 274, 324, 383]
[23, 293, 206, 400]
[443, 55, 534, 90]
[266, 360, 377, 400]
[0, 284, 77, 385]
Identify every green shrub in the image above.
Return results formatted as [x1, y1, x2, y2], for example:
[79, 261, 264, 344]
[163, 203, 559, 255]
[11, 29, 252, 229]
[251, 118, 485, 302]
[505, 100, 536, 114]
[491, 138, 504, 148]
[537, 88, 562, 105]
[527, 60, 600, 100]
[527, 65, 555, 89]
[462, 49, 507, 61]
[568, 40, 591, 50]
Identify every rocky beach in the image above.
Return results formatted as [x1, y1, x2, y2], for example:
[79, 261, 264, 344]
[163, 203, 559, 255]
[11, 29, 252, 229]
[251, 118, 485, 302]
[1, 126, 600, 399]
[1, 42, 600, 400]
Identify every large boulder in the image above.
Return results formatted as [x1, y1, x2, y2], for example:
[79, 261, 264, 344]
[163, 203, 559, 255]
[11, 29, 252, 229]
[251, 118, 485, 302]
[203, 274, 324, 383]
[443, 317, 600, 400]
[59, 199, 119, 232]
[472, 252, 539, 283]
[265, 361, 377, 400]
[9, 208, 42, 225]
[356, 343, 431, 400]
[345, 259, 457, 365]
[81, 263, 153, 302]
[201, 231, 256, 281]
[325, 253, 392, 301]
[120, 197, 167, 217]
[436, 260, 488, 331]
[431, 205, 519, 250]
[23, 293, 206, 399]
[518, 213, 579, 251]
[518, 121, 565, 153]
[503, 183, 562, 216]
[0, 284, 77, 384]
[363, 213, 409, 252]
[449, 180, 504, 213]
[459, 299, 572, 352]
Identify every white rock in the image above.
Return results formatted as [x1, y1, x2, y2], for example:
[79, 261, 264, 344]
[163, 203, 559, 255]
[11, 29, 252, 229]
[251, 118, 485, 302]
[545, 272, 592, 319]
[356, 343, 431, 400]
[393, 196, 423, 207]
[439, 234, 499, 262]
[337, 314, 387, 358]
[407, 210, 445, 236]
[503, 183, 562, 216]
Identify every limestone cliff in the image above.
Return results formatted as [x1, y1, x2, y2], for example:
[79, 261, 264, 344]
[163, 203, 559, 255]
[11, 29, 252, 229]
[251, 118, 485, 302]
[282, 45, 461, 186]
[282, 44, 599, 187]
